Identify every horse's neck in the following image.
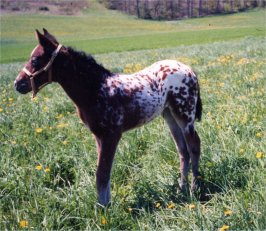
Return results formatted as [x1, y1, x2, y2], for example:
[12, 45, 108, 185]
[58, 79, 88, 107]
[55, 49, 110, 109]
[56, 69, 102, 109]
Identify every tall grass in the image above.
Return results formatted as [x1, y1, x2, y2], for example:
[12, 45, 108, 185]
[0, 36, 265, 230]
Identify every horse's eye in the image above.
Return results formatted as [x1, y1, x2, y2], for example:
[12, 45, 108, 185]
[31, 57, 39, 68]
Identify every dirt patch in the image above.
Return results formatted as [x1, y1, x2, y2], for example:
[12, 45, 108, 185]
[1, 0, 89, 15]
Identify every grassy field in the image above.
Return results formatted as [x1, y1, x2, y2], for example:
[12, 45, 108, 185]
[0, 4, 266, 231]
[0, 4, 265, 63]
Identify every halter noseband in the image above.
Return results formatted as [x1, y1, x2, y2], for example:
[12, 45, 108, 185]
[22, 44, 63, 98]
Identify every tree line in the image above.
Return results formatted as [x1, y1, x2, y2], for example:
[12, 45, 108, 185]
[98, 0, 265, 20]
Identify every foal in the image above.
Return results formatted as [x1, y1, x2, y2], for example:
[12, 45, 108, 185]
[14, 29, 202, 206]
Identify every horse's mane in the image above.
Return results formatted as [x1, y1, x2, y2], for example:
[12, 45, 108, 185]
[66, 47, 113, 92]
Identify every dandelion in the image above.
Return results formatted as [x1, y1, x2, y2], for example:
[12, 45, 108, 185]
[35, 165, 42, 170]
[128, 207, 133, 213]
[256, 152, 264, 158]
[11, 140, 17, 145]
[101, 216, 107, 225]
[255, 132, 262, 138]
[44, 167, 50, 173]
[155, 202, 161, 209]
[224, 209, 233, 216]
[218, 82, 225, 87]
[62, 140, 68, 145]
[239, 149, 245, 154]
[55, 114, 63, 119]
[32, 97, 38, 102]
[57, 123, 68, 128]
[35, 128, 43, 133]
[167, 201, 175, 209]
[219, 225, 230, 231]
[19, 220, 28, 228]
[0, 107, 3, 112]
[43, 106, 49, 112]
[188, 204, 196, 210]
[237, 58, 249, 65]
[8, 98, 14, 101]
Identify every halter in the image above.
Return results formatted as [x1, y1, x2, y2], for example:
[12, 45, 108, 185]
[22, 44, 63, 98]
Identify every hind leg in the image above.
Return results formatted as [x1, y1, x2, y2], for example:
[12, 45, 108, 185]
[182, 123, 201, 191]
[162, 108, 190, 190]
[167, 107, 201, 191]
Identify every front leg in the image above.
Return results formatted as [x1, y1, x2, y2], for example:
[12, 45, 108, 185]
[95, 132, 121, 206]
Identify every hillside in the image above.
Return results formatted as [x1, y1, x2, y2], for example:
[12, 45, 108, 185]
[1, 5, 265, 63]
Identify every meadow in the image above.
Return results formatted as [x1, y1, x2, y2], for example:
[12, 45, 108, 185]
[0, 4, 266, 231]
[0, 5, 265, 63]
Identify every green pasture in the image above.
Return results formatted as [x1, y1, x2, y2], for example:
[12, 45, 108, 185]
[1, 7, 265, 63]
[0, 4, 266, 230]
[1, 36, 265, 230]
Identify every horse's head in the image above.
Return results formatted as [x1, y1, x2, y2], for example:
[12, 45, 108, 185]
[14, 29, 63, 98]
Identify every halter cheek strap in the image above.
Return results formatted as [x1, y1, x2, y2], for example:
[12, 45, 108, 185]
[22, 44, 63, 98]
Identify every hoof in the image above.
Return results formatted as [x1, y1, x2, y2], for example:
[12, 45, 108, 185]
[191, 175, 203, 193]
[177, 179, 189, 193]
[95, 202, 111, 210]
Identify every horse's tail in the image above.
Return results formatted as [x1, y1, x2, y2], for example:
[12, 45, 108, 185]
[195, 87, 202, 121]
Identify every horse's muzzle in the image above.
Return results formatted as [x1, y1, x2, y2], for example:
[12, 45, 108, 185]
[14, 79, 30, 94]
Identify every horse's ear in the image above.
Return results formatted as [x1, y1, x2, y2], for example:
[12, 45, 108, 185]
[43, 28, 59, 45]
[35, 29, 56, 50]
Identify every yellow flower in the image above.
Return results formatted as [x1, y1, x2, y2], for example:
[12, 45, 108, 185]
[9, 98, 14, 101]
[224, 209, 233, 216]
[101, 216, 107, 225]
[128, 207, 133, 213]
[32, 97, 38, 102]
[35, 165, 42, 170]
[35, 128, 43, 133]
[155, 202, 161, 208]
[255, 132, 262, 138]
[43, 106, 49, 112]
[167, 201, 175, 209]
[188, 204, 196, 210]
[57, 123, 68, 128]
[219, 82, 225, 87]
[62, 140, 68, 145]
[256, 152, 264, 158]
[237, 58, 248, 65]
[11, 140, 17, 145]
[44, 167, 50, 173]
[239, 148, 245, 154]
[55, 114, 63, 119]
[0, 107, 3, 112]
[19, 220, 28, 228]
[219, 225, 230, 231]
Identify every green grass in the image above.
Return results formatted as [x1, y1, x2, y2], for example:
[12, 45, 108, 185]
[1, 6, 265, 63]
[0, 36, 265, 230]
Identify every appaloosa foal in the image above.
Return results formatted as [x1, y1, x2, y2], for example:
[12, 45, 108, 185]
[14, 29, 202, 206]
